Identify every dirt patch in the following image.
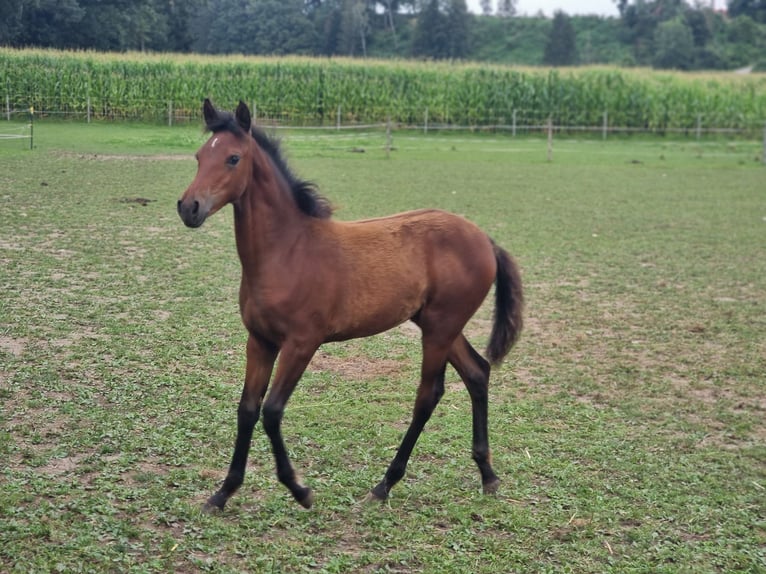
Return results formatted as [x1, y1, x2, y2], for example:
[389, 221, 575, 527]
[37, 454, 85, 476]
[118, 197, 156, 206]
[309, 351, 404, 381]
[0, 335, 26, 357]
[61, 152, 191, 162]
[48, 325, 107, 349]
[124, 461, 170, 487]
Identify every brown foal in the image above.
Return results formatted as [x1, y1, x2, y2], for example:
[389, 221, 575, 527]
[177, 99, 523, 512]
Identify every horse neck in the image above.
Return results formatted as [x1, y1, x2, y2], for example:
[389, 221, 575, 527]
[232, 156, 306, 269]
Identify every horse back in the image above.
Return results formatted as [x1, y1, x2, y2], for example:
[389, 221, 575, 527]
[324, 209, 497, 338]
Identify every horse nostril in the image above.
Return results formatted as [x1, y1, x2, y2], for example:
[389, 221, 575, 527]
[177, 199, 183, 213]
[192, 200, 200, 215]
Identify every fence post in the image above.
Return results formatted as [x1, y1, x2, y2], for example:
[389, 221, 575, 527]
[512, 109, 517, 137]
[336, 105, 341, 131]
[29, 106, 34, 150]
[424, 107, 428, 135]
[168, 100, 173, 127]
[762, 121, 766, 165]
[603, 110, 608, 140]
[696, 114, 701, 140]
[386, 115, 392, 159]
[547, 116, 553, 162]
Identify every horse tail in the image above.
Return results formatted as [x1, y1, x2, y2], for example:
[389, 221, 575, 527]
[486, 240, 524, 365]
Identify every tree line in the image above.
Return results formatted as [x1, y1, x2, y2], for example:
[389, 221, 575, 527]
[1, 0, 765, 70]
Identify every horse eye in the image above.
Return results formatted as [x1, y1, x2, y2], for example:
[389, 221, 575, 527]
[227, 155, 240, 166]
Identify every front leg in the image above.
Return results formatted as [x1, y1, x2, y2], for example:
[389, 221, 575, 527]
[261, 342, 317, 508]
[204, 335, 277, 512]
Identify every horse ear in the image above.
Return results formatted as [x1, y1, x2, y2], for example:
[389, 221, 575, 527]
[235, 100, 251, 133]
[203, 98, 216, 124]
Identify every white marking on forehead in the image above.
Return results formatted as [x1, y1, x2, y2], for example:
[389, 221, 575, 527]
[211, 137, 219, 149]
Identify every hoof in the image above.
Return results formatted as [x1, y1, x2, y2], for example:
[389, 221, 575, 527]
[202, 491, 227, 513]
[296, 488, 314, 509]
[482, 478, 501, 495]
[202, 500, 224, 514]
[362, 490, 387, 505]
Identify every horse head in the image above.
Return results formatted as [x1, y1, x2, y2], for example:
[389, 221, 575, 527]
[177, 99, 254, 228]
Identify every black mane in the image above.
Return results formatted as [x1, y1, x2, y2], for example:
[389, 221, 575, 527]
[204, 110, 333, 220]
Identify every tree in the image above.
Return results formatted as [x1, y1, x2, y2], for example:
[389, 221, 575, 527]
[620, 0, 658, 63]
[619, 0, 690, 65]
[543, 10, 576, 65]
[684, 7, 712, 47]
[11, 0, 174, 51]
[497, 0, 515, 17]
[412, 0, 447, 58]
[652, 0, 686, 21]
[338, 0, 369, 56]
[310, 0, 344, 55]
[445, 0, 470, 58]
[123, 2, 168, 51]
[194, 0, 317, 55]
[728, 0, 766, 24]
[158, 0, 208, 52]
[380, 0, 399, 47]
[728, 13, 759, 43]
[0, 0, 26, 44]
[652, 17, 694, 68]
[479, 0, 492, 15]
[193, 0, 252, 53]
[14, 0, 85, 47]
[412, 0, 469, 59]
[253, 1, 318, 54]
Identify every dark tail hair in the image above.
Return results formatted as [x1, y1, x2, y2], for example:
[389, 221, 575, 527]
[486, 241, 524, 365]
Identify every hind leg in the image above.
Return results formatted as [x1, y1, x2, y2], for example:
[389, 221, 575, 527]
[449, 334, 500, 494]
[368, 340, 449, 501]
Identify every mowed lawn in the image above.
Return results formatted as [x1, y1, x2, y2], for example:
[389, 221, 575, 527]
[1, 122, 764, 573]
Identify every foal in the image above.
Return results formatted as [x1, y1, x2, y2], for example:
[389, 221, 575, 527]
[177, 99, 523, 511]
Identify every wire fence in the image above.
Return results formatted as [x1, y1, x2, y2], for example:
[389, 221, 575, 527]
[0, 110, 33, 149]
[5, 94, 766, 142]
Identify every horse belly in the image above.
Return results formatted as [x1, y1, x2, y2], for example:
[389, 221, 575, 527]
[329, 274, 425, 341]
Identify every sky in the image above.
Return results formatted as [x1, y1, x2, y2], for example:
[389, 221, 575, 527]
[465, 0, 621, 17]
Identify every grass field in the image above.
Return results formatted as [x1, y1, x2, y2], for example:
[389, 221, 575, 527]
[1, 121, 764, 573]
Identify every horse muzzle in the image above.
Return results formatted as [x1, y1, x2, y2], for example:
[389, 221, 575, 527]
[177, 197, 208, 228]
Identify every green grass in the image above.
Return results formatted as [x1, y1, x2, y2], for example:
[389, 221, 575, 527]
[1, 121, 764, 573]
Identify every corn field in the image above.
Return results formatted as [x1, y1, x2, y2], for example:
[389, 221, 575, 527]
[2, 48, 765, 134]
